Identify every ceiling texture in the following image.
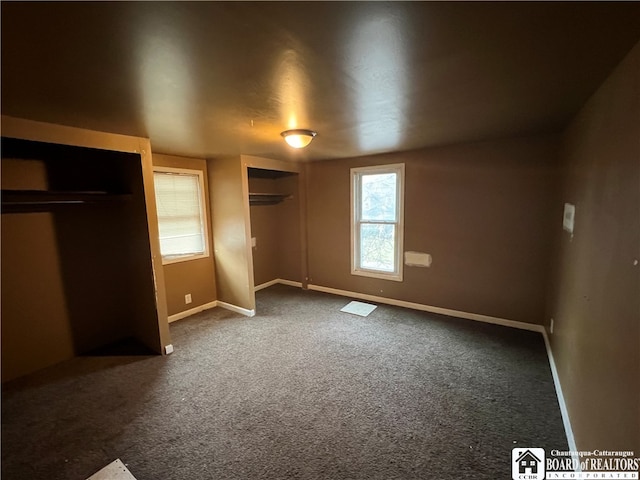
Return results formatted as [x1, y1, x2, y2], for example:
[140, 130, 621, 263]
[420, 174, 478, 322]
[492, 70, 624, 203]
[2, 2, 639, 162]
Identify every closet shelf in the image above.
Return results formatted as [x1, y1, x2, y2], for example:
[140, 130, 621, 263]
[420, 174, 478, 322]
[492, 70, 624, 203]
[1, 189, 132, 213]
[248, 192, 292, 206]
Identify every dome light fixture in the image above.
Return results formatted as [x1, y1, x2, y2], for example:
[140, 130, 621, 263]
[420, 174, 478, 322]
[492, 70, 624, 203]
[281, 129, 317, 149]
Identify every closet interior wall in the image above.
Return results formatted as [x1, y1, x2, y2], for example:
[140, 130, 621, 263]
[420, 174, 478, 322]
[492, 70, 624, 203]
[248, 170, 302, 288]
[1, 137, 164, 382]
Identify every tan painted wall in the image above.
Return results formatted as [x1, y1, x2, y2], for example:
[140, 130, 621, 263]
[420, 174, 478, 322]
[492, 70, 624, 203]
[307, 135, 559, 324]
[206, 155, 305, 311]
[134, 137, 171, 353]
[249, 177, 280, 286]
[249, 175, 302, 286]
[276, 174, 303, 283]
[207, 156, 255, 311]
[550, 42, 640, 452]
[152, 153, 217, 317]
[1, 159, 75, 380]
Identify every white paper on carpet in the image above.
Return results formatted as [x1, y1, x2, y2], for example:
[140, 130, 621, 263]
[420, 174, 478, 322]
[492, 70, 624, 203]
[340, 301, 377, 317]
[86, 459, 137, 480]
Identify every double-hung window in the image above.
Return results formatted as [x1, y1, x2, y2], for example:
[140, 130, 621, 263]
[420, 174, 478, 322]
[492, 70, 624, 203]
[351, 163, 405, 281]
[153, 167, 209, 264]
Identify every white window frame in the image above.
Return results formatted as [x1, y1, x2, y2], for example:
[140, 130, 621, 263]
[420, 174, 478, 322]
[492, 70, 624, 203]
[351, 163, 405, 282]
[153, 166, 210, 265]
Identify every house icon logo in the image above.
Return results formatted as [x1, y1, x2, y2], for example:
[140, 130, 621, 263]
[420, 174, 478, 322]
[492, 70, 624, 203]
[512, 448, 545, 480]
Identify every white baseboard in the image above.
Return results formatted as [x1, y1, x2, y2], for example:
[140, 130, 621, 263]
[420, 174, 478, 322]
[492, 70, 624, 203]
[543, 330, 578, 454]
[307, 284, 544, 333]
[170, 280, 301, 321]
[254, 279, 281, 291]
[255, 278, 303, 291]
[217, 301, 256, 317]
[275, 279, 303, 288]
[168, 301, 218, 323]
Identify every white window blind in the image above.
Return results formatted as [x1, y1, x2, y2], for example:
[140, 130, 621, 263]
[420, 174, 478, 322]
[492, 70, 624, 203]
[153, 168, 208, 263]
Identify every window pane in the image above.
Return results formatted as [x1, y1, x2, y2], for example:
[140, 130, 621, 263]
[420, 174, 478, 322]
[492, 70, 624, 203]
[361, 173, 397, 221]
[351, 164, 404, 281]
[360, 223, 395, 272]
[154, 172, 205, 257]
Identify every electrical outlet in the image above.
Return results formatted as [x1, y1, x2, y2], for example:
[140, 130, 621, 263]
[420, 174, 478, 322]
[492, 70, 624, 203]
[185, 294, 192, 304]
[550, 318, 554, 334]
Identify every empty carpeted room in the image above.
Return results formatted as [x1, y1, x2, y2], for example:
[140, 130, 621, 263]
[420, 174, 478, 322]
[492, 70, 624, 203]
[1, 2, 639, 480]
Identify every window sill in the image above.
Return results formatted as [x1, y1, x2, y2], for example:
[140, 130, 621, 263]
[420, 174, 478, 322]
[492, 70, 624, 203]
[351, 268, 403, 282]
[161, 253, 210, 266]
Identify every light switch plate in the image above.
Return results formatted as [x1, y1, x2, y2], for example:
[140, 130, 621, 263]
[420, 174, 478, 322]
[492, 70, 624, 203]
[563, 203, 575, 233]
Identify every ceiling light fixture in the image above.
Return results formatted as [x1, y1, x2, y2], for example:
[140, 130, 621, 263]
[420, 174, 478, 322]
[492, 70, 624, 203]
[281, 129, 317, 149]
